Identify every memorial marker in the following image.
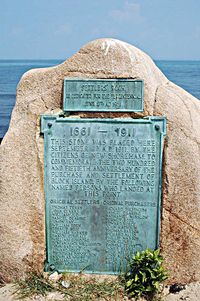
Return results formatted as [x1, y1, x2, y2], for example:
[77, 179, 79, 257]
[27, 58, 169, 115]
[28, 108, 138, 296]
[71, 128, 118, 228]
[1, 38, 199, 283]
[63, 79, 144, 112]
[41, 116, 166, 274]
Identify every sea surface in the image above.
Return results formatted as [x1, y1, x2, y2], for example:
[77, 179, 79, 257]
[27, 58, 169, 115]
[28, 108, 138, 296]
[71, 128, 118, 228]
[0, 59, 200, 139]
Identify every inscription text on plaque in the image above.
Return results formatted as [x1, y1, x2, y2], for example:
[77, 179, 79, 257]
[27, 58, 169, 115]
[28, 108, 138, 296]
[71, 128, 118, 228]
[41, 117, 166, 274]
[63, 79, 143, 112]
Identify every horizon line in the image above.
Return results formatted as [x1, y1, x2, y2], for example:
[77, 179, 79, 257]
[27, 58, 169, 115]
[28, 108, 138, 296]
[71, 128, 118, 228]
[0, 58, 200, 62]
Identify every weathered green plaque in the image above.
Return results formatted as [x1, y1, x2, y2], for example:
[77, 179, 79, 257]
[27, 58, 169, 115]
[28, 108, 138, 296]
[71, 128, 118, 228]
[63, 79, 144, 112]
[41, 116, 166, 274]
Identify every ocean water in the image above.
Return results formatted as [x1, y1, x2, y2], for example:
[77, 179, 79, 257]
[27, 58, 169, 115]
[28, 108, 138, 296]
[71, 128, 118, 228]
[156, 60, 200, 99]
[0, 59, 200, 139]
[0, 59, 62, 139]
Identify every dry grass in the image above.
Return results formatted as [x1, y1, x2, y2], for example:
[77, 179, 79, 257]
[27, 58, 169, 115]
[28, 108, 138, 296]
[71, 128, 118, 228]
[13, 272, 127, 301]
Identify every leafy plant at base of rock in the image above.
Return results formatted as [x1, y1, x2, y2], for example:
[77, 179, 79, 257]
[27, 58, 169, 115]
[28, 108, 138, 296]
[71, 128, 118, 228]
[124, 248, 168, 300]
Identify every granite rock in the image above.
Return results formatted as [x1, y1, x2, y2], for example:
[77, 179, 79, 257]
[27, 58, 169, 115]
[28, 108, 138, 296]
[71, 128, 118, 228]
[0, 38, 200, 283]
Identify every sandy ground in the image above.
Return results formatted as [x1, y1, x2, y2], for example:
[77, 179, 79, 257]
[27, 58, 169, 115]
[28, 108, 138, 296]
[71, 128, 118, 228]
[0, 282, 200, 301]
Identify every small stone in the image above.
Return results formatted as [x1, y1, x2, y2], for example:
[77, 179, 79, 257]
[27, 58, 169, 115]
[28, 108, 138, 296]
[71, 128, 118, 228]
[48, 271, 62, 282]
[61, 280, 71, 288]
[169, 283, 186, 294]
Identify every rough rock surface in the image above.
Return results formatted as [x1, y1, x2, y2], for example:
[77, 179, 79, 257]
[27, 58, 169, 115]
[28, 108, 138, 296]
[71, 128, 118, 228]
[0, 38, 200, 283]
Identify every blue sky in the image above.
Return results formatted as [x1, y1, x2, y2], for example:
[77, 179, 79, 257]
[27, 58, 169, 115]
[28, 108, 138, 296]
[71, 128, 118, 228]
[1, 0, 200, 60]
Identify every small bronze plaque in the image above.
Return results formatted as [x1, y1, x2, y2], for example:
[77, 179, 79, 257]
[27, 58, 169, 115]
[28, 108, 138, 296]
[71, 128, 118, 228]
[41, 116, 166, 274]
[63, 79, 144, 112]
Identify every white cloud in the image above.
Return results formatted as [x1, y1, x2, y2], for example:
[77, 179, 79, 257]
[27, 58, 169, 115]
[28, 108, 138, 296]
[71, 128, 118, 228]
[110, 1, 141, 22]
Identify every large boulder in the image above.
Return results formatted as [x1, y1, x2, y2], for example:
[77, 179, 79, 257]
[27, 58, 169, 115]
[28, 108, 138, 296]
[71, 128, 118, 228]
[0, 38, 200, 284]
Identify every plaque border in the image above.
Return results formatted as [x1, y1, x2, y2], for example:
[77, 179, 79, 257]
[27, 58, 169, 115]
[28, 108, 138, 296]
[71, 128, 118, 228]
[41, 116, 166, 274]
[63, 78, 144, 112]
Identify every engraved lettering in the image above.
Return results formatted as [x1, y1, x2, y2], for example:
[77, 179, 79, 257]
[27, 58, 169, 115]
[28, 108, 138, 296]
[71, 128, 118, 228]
[43, 119, 164, 273]
[64, 79, 143, 111]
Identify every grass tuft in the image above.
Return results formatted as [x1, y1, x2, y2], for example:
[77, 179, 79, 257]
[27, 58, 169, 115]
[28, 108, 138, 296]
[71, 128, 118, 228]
[13, 272, 125, 300]
[13, 273, 49, 299]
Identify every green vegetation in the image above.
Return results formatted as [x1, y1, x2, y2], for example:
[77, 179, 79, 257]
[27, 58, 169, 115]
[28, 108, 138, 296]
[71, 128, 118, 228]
[13, 249, 168, 300]
[124, 248, 168, 300]
[14, 272, 125, 300]
[13, 273, 65, 299]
